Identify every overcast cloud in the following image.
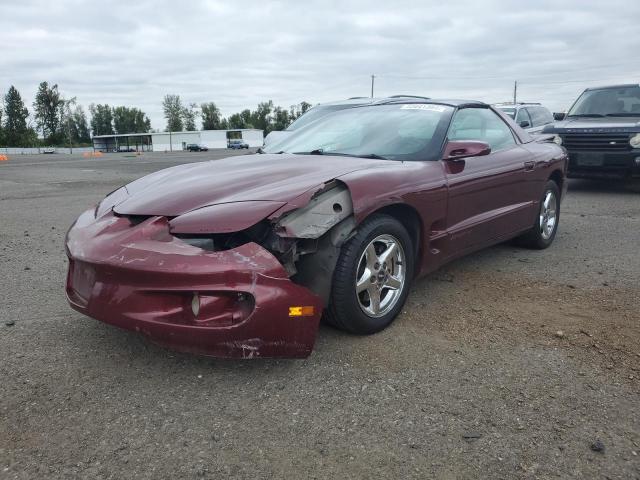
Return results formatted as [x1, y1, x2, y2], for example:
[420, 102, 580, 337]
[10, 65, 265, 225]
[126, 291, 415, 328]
[1, 0, 640, 130]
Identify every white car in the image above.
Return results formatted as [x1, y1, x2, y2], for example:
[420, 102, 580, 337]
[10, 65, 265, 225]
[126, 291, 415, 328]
[493, 103, 554, 134]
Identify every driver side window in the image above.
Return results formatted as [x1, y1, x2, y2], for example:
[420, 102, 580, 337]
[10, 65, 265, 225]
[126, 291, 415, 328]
[515, 108, 531, 127]
[449, 108, 517, 152]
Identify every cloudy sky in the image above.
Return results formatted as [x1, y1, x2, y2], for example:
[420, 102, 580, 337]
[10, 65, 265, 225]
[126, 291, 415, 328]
[1, 0, 640, 130]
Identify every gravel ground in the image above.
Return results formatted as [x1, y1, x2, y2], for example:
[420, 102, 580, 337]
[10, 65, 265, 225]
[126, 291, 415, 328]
[1, 151, 638, 479]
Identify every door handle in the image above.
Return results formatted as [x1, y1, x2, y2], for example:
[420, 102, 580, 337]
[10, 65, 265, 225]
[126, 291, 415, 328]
[524, 160, 535, 171]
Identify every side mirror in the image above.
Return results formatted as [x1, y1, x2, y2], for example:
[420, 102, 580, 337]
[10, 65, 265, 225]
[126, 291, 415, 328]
[553, 112, 566, 121]
[444, 140, 491, 161]
[519, 120, 531, 128]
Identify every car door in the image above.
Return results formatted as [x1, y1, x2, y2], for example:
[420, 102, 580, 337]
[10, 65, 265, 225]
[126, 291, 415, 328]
[515, 107, 532, 130]
[443, 106, 536, 256]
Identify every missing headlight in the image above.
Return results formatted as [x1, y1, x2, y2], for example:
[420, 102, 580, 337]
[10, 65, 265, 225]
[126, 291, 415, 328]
[177, 236, 215, 250]
[174, 222, 272, 252]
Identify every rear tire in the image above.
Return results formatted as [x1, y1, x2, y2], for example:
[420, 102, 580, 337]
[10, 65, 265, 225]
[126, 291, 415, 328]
[517, 180, 560, 249]
[325, 214, 414, 334]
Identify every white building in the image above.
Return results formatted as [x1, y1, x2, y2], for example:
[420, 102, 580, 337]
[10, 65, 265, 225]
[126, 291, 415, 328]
[92, 129, 263, 152]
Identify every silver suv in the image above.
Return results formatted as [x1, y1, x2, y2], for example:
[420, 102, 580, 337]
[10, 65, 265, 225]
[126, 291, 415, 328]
[493, 103, 554, 134]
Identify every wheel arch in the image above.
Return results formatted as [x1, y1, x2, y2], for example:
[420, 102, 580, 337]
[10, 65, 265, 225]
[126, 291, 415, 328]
[362, 203, 423, 276]
[548, 169, 564, 197]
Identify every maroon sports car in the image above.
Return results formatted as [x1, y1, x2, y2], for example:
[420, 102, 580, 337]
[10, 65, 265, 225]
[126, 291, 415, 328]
[66, 99, 568, 358]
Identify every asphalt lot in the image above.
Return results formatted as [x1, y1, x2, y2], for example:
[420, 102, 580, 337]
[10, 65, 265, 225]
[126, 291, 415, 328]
[1, 150, 639, 479]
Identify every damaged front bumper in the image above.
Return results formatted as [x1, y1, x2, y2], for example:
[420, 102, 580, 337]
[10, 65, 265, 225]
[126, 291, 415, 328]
[65, 209, 323, 358]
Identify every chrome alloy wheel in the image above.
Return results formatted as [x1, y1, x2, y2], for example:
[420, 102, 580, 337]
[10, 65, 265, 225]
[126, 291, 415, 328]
[355, 234, 406, 318]
[539, 190, 558, 240]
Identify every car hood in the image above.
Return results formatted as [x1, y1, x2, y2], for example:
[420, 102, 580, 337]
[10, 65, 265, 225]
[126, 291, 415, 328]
[545, 116, 640, 133]
[114, 153, 388, 217]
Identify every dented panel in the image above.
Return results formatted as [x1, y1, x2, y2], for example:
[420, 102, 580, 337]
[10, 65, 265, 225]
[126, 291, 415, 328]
[66, 209, 323, 358]
[274, 183, 354, 238]
[169, 201, 286, 234]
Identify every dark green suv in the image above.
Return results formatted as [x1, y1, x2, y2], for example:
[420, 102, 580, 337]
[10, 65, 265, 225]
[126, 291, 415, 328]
[542, 84, 640, 179]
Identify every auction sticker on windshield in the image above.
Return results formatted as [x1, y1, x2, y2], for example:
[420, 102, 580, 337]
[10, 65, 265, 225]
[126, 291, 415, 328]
[400, 104, 447, 112]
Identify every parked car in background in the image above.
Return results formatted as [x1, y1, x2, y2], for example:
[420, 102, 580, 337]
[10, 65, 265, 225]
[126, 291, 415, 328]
[228, 139, 249, 149]
[65, 98, 567, 359]
[542, 84, 640, 179]
[493, 103, 554, 134]
[186, 144, 209, 152]
[263, 96, 431, 147]
[42, 147, 55, 154]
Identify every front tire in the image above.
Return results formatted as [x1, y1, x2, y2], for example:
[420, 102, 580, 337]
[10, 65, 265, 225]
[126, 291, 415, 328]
[517, 179, 560, 249]
[326, 214, 414, 334]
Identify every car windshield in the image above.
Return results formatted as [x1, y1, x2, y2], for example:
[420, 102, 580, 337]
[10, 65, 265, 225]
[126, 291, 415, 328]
[497, 107, 516, 119]
[287, 105, 356, 131]
[264, 103, 453, 161]
[568, 86, 640, 117]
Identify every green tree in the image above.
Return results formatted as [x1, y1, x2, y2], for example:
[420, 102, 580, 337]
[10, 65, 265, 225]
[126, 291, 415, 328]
[240, 109, 253, 127]
[4, 86, 31, 146]
[226, 113, 244, 129]
[0, 99, 4, 145]
[33, 82, 64, 144]
[72, 106, 91, 143]
[113, 106, 151, 134]
[250, 100, 273, 131]
[60, 97, 77, 148]
[182, 103, 198, 131]
[201, 102, 223, 130]
[227, 109, 255, 129]
[89, 104, 114, 136]
[163, 94, 183, 131]
[271, 106, 290, 132]
[62, 104, 91, 145]
[289, 101, 312, 122]
[300, 101, 312, 114]
[134, 109, 151, 133]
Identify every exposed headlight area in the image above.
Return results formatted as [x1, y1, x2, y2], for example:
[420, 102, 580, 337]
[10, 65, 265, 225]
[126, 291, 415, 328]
[173, 220, 277, 253]
[95, 187, 129, 218]
[630, 133, 640, 148]
[552, 134, 563, 146]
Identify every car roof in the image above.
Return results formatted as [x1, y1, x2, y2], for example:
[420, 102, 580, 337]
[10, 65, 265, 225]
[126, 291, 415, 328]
[585, 84, 640, 91]
[317, 96, 489, 107]
[377, 98, 488, 108]
[493, 102, 542, 107]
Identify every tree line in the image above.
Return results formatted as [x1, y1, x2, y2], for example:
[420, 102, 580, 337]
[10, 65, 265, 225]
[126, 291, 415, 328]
[0, 82, 152, 148]
[0, 83, 312, 148]
[161, 95, 312, 134]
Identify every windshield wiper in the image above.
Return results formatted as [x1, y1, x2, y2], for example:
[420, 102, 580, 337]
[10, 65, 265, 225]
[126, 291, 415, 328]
[356, 153, 389, 160]
[567, 113, 605, 118]
[292, 149, 325, 155]
[295, 150, 389, 160]
[604, 113, 640, 117]
[323, 152, 390, 160]
[259, 149, 288, 154]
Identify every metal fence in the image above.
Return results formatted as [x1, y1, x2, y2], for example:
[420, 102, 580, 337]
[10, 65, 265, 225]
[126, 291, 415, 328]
[0, 147, 94, 155]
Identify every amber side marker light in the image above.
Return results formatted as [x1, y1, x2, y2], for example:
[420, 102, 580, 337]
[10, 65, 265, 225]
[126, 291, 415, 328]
[289, 306, 315, 317]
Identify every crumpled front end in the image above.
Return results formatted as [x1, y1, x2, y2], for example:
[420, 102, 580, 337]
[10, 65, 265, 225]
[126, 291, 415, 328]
[65, 209, 323, 358]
